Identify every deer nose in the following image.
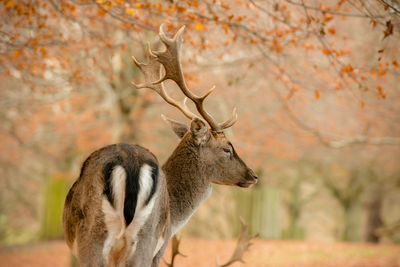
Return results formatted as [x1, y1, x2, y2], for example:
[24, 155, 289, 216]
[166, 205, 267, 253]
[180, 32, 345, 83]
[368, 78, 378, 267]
[248, 169, 258, 181]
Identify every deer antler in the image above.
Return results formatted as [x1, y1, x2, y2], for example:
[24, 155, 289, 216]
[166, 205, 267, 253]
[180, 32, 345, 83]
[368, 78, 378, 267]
[132, 44, 197, 120]
[132, 24, 238, 132]
[216, 218, 258, 267]
[162, 235, 186, 267]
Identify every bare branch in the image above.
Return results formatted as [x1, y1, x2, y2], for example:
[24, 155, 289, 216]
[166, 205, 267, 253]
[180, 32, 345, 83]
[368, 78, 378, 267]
[268, 78, 400, 149]
[285, 0, 386, 19]
[379, 0, 400, 15]
[329, 136, 400, 148]
[94, 2, 155, 31]
[249, 0, 293, 26]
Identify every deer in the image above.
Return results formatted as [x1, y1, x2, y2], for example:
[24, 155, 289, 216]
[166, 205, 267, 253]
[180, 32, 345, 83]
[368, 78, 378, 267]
[62, 24, 258, 267]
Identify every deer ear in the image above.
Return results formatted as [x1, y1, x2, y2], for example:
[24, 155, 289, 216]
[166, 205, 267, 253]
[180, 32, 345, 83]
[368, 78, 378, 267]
[162, 115, 189, 139]
[190, 118, 210, 145]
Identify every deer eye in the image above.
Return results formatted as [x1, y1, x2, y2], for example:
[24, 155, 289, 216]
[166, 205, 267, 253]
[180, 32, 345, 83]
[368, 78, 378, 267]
[223, 147, 231, 154]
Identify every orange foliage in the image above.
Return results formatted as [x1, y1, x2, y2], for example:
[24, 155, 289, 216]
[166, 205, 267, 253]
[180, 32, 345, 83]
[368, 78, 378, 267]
[1, 0, 399, 167]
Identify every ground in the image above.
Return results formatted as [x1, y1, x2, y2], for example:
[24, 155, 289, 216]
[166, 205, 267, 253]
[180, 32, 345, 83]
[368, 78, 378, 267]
[0, 239, 399, 267]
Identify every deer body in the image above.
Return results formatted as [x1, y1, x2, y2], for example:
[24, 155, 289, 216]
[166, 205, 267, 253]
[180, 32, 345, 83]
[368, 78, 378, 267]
[63, 25, 257, 267]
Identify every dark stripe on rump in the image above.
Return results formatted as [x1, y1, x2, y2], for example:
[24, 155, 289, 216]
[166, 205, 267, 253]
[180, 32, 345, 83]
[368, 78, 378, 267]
[144, 160, 159, 205]
[119, 144, 140, 226]
[103, 155, 124, 208]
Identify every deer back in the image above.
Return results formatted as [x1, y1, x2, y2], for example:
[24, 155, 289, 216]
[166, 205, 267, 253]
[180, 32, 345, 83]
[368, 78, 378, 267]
[63, 143, 170, 266]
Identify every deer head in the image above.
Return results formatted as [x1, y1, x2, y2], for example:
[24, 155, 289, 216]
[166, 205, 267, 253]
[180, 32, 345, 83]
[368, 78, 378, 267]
[132, 24, 257, 188]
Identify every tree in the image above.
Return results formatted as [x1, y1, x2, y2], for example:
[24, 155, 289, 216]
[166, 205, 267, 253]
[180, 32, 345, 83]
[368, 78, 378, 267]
[322, 166, 364, 241]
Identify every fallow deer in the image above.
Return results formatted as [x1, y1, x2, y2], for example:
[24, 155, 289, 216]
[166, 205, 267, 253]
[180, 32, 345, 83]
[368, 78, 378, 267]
[63, 24, 258, 267]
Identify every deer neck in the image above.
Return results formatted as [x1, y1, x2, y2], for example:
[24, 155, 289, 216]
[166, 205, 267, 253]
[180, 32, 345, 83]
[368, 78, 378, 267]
[162, 138, 212, 236]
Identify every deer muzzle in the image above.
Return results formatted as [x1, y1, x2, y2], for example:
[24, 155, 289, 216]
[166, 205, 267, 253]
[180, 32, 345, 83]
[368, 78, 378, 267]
[237, 169, 258, 188]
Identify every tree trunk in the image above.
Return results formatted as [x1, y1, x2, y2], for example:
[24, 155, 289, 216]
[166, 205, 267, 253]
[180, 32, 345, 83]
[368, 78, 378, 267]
[285, 177, 304, 240]
[365, 187, 383, 243]
[342, 202, 362, 242]
[287, 204, 303, 239]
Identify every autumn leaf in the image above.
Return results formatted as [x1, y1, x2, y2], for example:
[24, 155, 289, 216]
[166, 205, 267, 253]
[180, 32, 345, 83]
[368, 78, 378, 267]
[195, 21, 203, 31]
[6, 1, 15, 8]
[302, 42, 314, 50]
[322, 48, 331, 55]
[12, 50, 21, 59]
[177, 4, 186, 12]
[125, 8, 135, 15]
[383, 20, 393, 39]
[285, 91, 294, 101]
[314, 89, 320, 99]
[393, 60, 399, 70]
[342, 64, 354, 73]
[327, 27, 336, 34]
[285, 87, 298, 101]
[333, 80, 342, 89]
[341, 49, 350, 55]
[376, 85, 386, 99]
[97, 0, 112, 10]
[360, 101, 365, 109]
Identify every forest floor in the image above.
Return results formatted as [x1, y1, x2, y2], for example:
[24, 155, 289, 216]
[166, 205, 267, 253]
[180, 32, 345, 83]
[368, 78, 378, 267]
[0, 239, 399, 267]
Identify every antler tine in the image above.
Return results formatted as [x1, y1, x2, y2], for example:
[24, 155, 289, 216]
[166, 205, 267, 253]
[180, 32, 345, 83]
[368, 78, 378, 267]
[131, 43, 161, 93]
[216, 218, 258, 267]
[162, 235, 186, 267]
[153, 24, 238, 132]
[158, 23, 186, 49]
[151, 24, 186, 85]
[199, 85, 215, 101]
[219, 107, 238, 130]
[131, 43, 197, 120]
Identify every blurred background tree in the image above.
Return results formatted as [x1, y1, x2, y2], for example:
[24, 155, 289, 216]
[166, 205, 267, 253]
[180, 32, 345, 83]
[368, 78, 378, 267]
[0, 0, 399, 246]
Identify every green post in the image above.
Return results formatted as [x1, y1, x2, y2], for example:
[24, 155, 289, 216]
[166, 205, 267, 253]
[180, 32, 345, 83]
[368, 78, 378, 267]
[235, 187, 281, 239]
[40, 174, 72, 240]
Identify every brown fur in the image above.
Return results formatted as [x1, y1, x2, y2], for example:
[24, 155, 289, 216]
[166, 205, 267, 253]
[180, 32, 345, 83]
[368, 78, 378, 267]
[63, 119, 256, 267]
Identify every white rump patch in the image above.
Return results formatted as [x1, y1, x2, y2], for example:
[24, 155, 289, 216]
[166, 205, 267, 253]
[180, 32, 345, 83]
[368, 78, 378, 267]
[72, 239, 78, 258]
[102, 165, 127, 263]
[101, 164, 158, 263]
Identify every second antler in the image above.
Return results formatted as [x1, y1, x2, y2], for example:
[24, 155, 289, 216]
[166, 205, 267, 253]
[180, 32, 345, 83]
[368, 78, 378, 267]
[216, 218, 258, 267]
[132, 24, 238, 132]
